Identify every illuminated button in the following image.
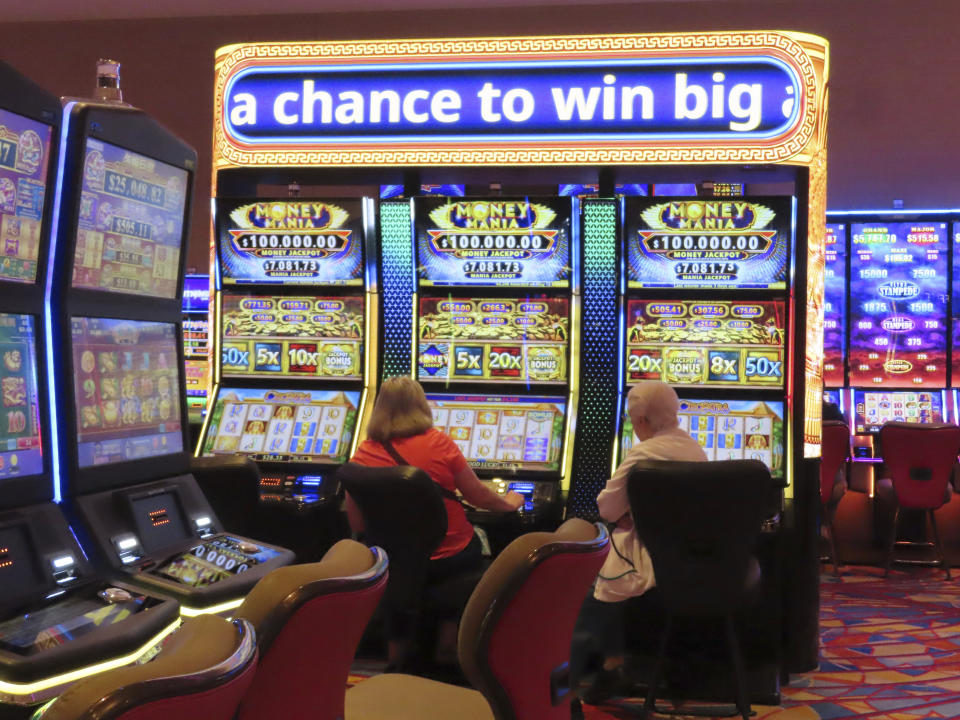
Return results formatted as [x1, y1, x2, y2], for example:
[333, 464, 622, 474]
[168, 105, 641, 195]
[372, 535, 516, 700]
[237, 541, 260, 555]
[99, 587, 133, 603]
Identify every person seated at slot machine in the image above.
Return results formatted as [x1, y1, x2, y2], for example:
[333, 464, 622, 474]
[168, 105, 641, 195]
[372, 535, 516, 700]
[346, 376, 524, 668]
[573, 380, 707, 706]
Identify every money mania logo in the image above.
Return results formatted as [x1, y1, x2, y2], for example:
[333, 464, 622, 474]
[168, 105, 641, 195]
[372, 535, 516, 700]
[227, 201, 353, 260]
[638, 200, 778, 260]
[426, 200, 559, 260]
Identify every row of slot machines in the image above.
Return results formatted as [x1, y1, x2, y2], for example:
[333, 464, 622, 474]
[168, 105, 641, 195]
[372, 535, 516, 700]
[0, 61, 293, 710]
[188, 182, 802, 541]
[823, 216, 957, 445]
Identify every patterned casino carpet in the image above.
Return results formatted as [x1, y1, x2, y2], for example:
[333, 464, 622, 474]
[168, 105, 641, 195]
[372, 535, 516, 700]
[348, 566, 960, 719]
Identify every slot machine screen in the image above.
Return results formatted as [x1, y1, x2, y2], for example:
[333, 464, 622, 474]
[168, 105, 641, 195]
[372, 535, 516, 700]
[0, 313, 43, 480]
[625, 299, 785, 389]
[221, 293, 363, 380]
[849, 222, 947, 387]
[625, 196, 793, 289]
[72, 138, 188, 298]
[418, 296, 568, 385]
[823, 223, 847, 386]
[71, 318, 183, 467]
[201, 387, 360, 464]
[620, 397, 785, 479]
[217, 198, 365, 285]
[416, 196, 572, 287]
[426, 394, 566, 474]
[852, 389, 944, 435]
[0, 107, 53, 284]
[126, 488, 191, 554]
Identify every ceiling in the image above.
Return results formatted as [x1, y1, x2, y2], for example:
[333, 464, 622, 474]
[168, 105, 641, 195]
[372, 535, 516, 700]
[8, 0, 741, 23]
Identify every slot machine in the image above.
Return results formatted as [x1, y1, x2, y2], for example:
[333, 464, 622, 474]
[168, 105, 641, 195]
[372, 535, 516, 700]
[412, 195, 576, 547]
[952, 224, 959, 423]
[181, 273, 210, 445]
[45, 92, 293, 617]
[847, 219, 950, 454]
[196, 193, 376, 558]
[0, 62, 180, 711]
[823, 222, 848, 414]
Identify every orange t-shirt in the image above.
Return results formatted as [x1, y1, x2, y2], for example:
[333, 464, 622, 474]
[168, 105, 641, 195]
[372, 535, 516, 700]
[350, 428, 474, 559]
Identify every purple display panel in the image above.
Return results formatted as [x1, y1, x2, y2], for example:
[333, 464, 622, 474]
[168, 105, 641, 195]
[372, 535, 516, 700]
[849, 222, 947, 388]
[0, 107, 53, 284]
[73, 139, 188, 298]
[954, 227, 960, 387]
[823, 223, 846, 387]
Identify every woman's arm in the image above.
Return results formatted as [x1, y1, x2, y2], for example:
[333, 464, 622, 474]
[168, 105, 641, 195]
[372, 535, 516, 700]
[454, 465, 524, 512]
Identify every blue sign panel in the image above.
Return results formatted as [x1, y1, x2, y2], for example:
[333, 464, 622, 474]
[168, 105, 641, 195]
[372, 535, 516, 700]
[223, 57, 801, 145]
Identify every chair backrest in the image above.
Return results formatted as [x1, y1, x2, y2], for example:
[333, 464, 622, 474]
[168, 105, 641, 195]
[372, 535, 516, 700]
[458, 518, 609, 720]
[878, 422, 960, 510]
[337, 461, 446, 608]
[627, 459, 770, 617]
[234, 539, 388, 720]
[190, 455, 261, 536]
[38, 615, 256, 720]
[821, 420, 851, 505]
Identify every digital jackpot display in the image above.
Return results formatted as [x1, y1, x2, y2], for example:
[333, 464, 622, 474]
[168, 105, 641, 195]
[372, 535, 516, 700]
[853, 390, 944, 435]
[221, 293, 363, 380]
[625, 196, 792, 289]
[620, 398, 785, 478]
[71, 318, 183, 467]
[201, 387, 359, 464]
[625, 299, 785, 389]
[0, 313, 43, 480]
[217, 198, 364, 285]
[427, 394, 566, 473]
[849, 222, 947, 387]
[0, 108, 52, 284]
[823, 223, 846, 387]
[72, 139, 188, 298]
[418, 296, 568, 384]
[416, 196, 572, 287]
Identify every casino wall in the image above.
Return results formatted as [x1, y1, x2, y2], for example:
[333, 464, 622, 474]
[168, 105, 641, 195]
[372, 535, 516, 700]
[2, 0, 957, 270]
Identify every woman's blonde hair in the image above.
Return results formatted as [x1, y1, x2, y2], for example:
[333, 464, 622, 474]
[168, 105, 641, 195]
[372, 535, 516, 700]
[366, 376, 434, 443]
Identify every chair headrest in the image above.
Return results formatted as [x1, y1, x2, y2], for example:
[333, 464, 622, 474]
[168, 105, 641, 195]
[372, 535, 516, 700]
[880, 421, 960, 434]
[40, 615, 255, 720]
[627, 458, 772, 490]
[236, 539, 386, 652]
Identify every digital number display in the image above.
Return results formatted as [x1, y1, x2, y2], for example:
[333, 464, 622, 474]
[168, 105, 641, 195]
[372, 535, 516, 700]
[129, 491, 190, 553]
[0, 108, 52, 284]
[625, 196, 792, 289]
[217, 198, 364, 285]
[202, 387, 359, 464]
[416, 196, 571, 287]
[427, 394, 566, 473]
[621, 397, 785, 478]
[848, 222, 947, 388]
[625, 299, 785, 389]
[72, 139, 188, 298]
[0, 313, 43, 481]
[72, 318, 183, 467]
[418, 296, 568, 384]
[221, 293, 363, 381]
[152, 536, 283, 589]
[823, 223, 847, 387]
[853, 390, 943, 435]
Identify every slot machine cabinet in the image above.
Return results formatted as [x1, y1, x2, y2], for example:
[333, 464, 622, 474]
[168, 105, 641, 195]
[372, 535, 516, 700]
[45, 99, 293, 617]
[211, 32, 829, 686]
[196, 195, 377, 560]
[0, 62, 179, 711]
[181, 274, 211, 447]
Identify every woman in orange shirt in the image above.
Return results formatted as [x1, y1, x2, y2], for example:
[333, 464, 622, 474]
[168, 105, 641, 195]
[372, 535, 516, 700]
[346, 376, 523, 667]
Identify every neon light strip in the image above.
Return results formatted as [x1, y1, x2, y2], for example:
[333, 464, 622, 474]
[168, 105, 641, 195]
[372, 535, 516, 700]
[0, 619, 180, 699]
[43, 101, 75, 504]
[179, 597, 244, 617]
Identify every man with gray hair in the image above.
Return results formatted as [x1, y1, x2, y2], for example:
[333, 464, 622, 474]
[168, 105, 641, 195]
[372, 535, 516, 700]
[577, 380, 707, 705]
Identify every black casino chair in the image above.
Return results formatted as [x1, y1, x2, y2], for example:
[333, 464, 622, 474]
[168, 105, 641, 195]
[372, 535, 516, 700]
[34, 615, 257, 720]
[336, 462, 456, 671]
[189, 455, 261, 537]
[627, 459, 771, 720]
[346, 518, 610, 720]
[877, 422, 960, 579]
[820, 420, 851, 574]
[234, 539, 388, 720]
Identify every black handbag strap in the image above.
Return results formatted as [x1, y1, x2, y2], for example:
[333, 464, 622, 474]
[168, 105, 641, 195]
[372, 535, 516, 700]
[382, 439, 463, 504]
